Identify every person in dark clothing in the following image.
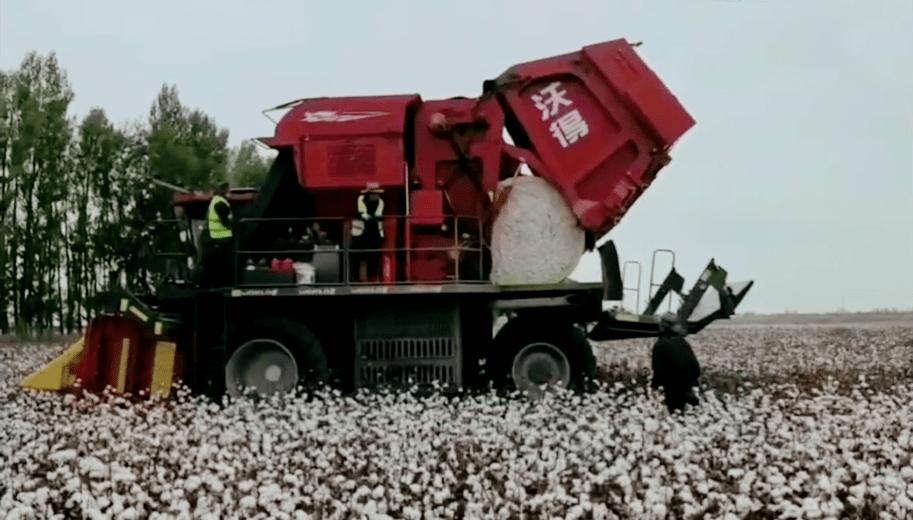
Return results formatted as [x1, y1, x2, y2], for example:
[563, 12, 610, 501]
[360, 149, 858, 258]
[651, 313, 701, 413]
[198, 182, 234, 287]
[350, 187, 385, 282]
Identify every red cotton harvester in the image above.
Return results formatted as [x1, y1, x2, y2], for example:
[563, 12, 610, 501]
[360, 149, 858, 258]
[22, 40, 752, 399]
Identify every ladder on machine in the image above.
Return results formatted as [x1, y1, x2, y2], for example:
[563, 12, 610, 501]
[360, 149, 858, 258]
[621, 248, 682, 316]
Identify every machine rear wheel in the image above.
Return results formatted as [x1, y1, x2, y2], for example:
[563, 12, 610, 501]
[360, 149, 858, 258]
[492, 317, 596, 397]
[226, 319, 328, 397]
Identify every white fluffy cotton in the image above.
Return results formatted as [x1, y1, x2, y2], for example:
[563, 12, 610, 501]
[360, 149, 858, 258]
[490, 176, 585, 285]
[1, 325, 911, 518]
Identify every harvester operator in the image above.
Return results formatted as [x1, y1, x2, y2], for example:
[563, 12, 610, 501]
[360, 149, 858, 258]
[199, 182, 234, 288]
[350, 186, 385, 282]
[651, 313, 701, 413]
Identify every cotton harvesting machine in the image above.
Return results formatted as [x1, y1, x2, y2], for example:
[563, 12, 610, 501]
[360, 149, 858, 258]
[23, 39, 752, 399]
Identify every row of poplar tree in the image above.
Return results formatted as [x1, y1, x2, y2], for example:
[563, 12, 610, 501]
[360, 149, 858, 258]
[0, 52, 272, 336]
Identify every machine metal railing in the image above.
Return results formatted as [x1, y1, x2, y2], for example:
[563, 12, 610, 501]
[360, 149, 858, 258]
[231, 215, 489, 287]
[648, 249, 677, 313]
[621, 260, 642, 313]
[146, 218, 198, 283]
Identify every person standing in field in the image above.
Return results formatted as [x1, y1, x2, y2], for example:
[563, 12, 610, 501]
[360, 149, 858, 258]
[651, 313, 701, 413]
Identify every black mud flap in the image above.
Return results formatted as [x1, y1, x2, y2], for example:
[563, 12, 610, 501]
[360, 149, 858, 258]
[598, 240, 624, 301]
[587, 259, 752, 341]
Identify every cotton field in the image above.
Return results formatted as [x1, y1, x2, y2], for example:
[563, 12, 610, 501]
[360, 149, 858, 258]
[1, 322, 911, 519]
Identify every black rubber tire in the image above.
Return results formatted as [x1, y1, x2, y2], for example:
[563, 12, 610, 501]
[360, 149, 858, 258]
[230, 318, 329, 392]
[491, 317, 597, 393]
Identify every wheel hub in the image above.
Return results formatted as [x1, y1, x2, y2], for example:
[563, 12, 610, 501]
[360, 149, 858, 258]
[510, 342, 571, 398]
[226, 339, 299, 397]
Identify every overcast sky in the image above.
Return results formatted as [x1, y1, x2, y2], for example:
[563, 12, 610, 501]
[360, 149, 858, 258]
[2, 0, 911, 313]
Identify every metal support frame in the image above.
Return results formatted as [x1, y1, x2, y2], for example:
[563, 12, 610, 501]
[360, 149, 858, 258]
[621, 260, 642, 313]
[648, 249, 677, 313]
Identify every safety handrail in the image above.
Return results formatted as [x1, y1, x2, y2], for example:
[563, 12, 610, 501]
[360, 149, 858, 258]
[648, 249, 677, 313]
[232, 214, 488, 287]
[621, 260, 642, 313]
[145, 218, 197, 283]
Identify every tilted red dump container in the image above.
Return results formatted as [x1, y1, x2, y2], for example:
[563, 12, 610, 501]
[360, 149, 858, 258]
[494, 39, 695, 235]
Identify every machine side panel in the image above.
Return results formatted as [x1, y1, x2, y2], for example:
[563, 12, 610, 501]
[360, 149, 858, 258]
[269, 95, 421, 190]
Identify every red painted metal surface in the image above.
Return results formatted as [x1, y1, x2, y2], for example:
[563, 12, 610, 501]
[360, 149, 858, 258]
[494, 39, 694, 233]
[76, 315, 182, 396]
[263, 95, 420, 191]
[261, 39, 693, 283]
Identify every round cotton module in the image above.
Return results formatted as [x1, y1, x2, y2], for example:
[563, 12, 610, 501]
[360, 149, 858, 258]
[490, 176, 585, 285]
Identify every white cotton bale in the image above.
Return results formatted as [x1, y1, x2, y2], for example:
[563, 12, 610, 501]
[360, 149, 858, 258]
[490, 176, 585, 285]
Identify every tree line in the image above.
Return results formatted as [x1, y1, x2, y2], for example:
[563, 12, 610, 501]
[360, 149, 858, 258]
[0, 52, 271, 335]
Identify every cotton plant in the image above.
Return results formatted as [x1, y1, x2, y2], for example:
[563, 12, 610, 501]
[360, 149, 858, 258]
[0, 326, 911, 518]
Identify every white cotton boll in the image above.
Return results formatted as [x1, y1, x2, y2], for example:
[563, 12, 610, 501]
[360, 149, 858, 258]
[650, 503, 667, 519]
[564, 504, 585, 520]
[34, 487, 49, 506]
[78, 456, 107, 479]
[258, 483, 282, 504]
[801, 497, 822, 519]
[239, 495, 256, 509]
[900, 466, 913, 481]
[7, 507, 36, 520]
[849, 483, 865, 498]
[49, 449, 78, 464]
[490, 176, 585, 285]
[821, 497, 844, 517]
[643, 418, 659, 434]
[184, 475, 202, 492]
[117, 508, 138, 520]
[816, 474, 834, 495]
[735, 495, 753, 513]
[895, 493, 913, 512]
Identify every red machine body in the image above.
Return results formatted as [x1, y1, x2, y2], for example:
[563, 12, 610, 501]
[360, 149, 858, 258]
[22, 40, 756, 401]
[262, 40, 692, 245]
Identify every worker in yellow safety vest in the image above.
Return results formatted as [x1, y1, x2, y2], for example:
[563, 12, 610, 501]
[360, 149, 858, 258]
[350, 187, 385, 282]
[199, 182, 234, 287]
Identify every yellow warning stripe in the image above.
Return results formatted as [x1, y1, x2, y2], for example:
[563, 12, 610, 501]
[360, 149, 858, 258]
[128, 305, 148, 322]
[150, 342, 177, 398]
[116, 338, 130, 393]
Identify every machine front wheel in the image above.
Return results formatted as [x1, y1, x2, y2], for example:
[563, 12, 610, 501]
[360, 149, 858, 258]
[226, 339, 299, 397]
[226, 319, 329, 397]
